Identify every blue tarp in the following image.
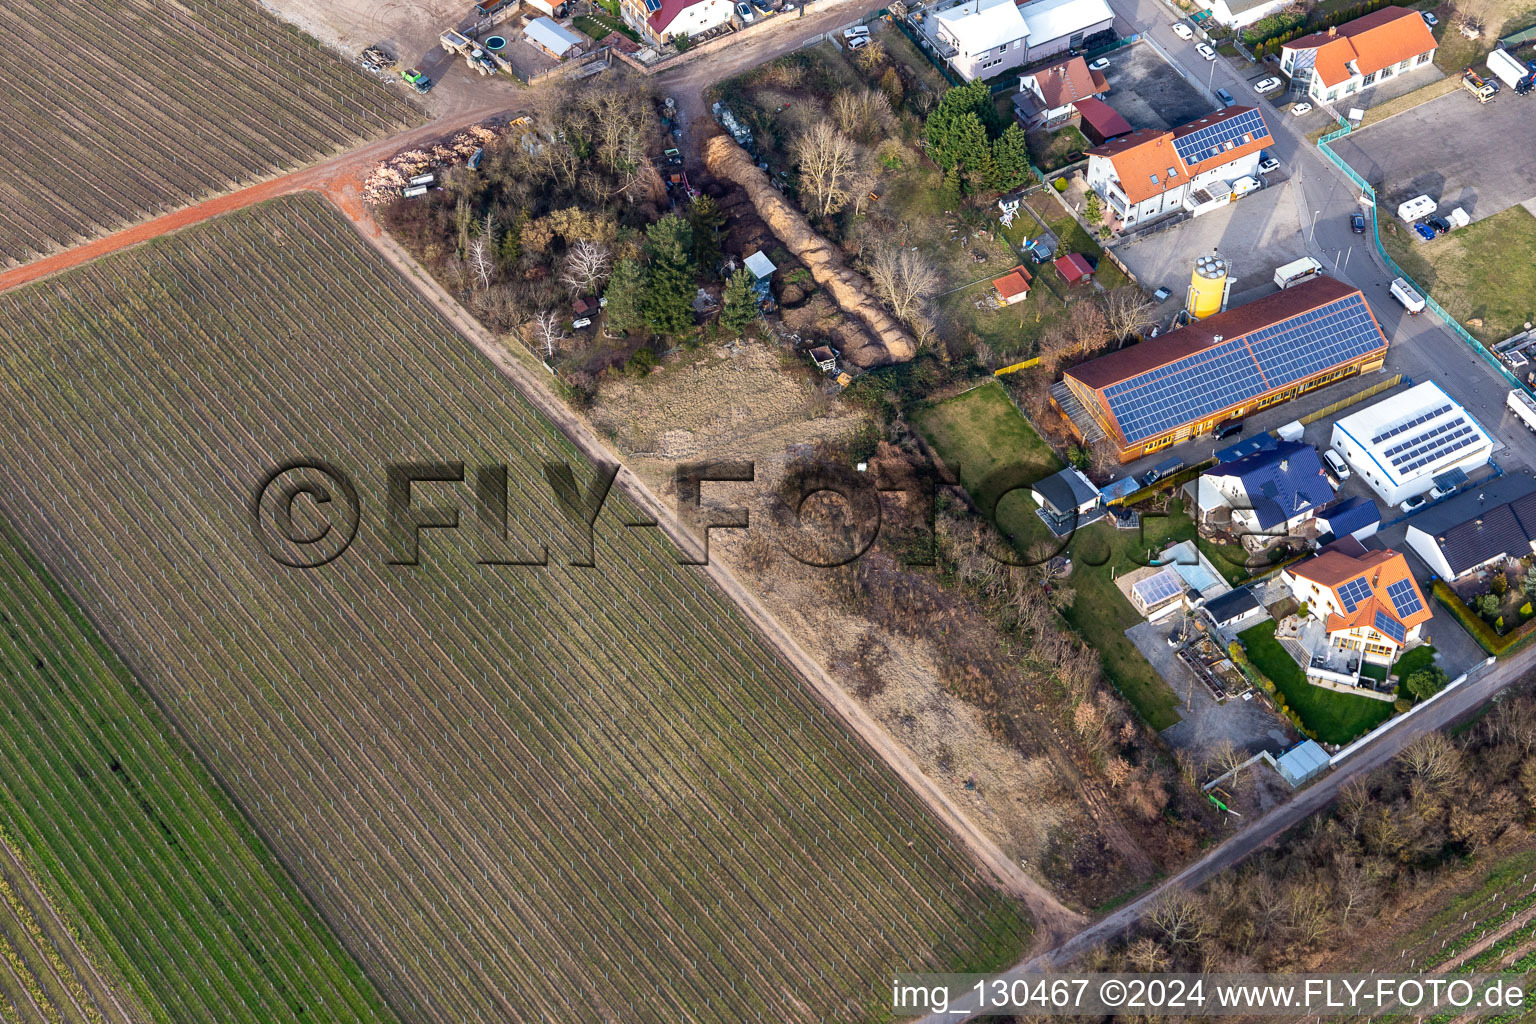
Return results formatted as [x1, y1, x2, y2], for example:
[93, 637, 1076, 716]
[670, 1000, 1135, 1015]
[1275, 740, 1329, 786]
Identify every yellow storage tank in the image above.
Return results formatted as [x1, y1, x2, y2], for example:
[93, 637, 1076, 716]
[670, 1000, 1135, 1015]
[1186, 253, 1229, 320]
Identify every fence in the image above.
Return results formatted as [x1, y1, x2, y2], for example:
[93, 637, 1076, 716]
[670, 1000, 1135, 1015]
[1316, 121, 1524, 393]
[1329, 657, 1494, 766]
[1297, 372, 1402, 426]
[992, 356, 1040, 376]
[891, 16, 962, 87]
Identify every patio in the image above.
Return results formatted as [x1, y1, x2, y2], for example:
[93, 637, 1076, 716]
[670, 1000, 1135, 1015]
[1274, 613, 1400, 696]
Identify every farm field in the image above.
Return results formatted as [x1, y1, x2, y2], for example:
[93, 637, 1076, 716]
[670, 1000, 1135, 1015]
[0, 521, 396, 1024]
[0, 0, 419, 267]
[0, 194, 1030, 1024]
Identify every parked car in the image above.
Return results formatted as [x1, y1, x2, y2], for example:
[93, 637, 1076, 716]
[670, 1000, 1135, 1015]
[1291, 101, 1313, 115]
[1427, 215, 1452, 234]
[1258, 157, 1280, 174]
[1422, 10, 1438, 26]
[1216, 87, 1235, 105]
[1152, 286, 1172, 302]
[1323, 449, 1351, 481]
[843, 25, 868, 38]
[736, 2, 755, 22]
[1172, 22, 1194, 39]
[846, 35, 869, 49]
[572, 317, 593, 329]
[1414, 222, 1438, 241]
[1196, 42, 1216, 60]
[1400, 493, 1429, 514]
[1350, 211, 1367, 233]
[1230, 175, 1262, 198]
[1089, 57, 1111, 71]
[1254, 76, 1282, 92]
[1214, 419, 1244, 440]
[1429, 483, 1455, 501]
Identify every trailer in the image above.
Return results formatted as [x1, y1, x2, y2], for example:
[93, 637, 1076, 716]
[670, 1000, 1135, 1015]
[1396, 194, 1436, 222]
[441, 29, 472, 53]
[1389, 277, 1426, 314]
[407, 172, 436, 186]
[1487, 47, 1533, 90]
[1509, 389, 1536, 431]
[401, 185, 429, 198]
[1273, 256, 1324, 290]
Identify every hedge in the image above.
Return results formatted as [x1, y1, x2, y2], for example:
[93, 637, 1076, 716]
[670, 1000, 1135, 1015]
[1432, 580, 1536, 657]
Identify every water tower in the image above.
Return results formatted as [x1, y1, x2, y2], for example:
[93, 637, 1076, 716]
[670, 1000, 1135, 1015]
[1186, 251, 1232, 320]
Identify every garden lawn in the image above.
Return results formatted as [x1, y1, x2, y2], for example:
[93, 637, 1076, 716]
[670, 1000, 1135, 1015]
[1025, 125, 1090, 173]
[916, 386, 1185, 729]
[1381, 206, 1536, 344]
[1238, 621, 1395, 744]
[1390, 644, 1437, 680]
[574, 12, 638, 41]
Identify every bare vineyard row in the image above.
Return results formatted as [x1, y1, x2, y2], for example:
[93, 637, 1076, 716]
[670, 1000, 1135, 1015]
[0, 0, 418, 266]
[0, 194, 1030, 1024]
[0, 523, 397, 1024]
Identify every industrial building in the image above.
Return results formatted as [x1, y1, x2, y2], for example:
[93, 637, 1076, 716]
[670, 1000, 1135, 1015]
[1053, 275, 1390, 462]
[1403, 475, 1536, 580]
[1329, 381, 1494, 507]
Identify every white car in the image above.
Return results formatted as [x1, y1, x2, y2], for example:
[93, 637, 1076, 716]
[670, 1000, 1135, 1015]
[1323, 449, 1351, 481]
[1429, 483, 1454, 501]
[736, 2, 755, 22]
[1258, 157, 1280, 174]
[1089, 57, 1111, 71]
[1196, 42, 1216, 60]
[1172, 22, 1194, 39]
[1254, 76, 1282, 93]
[1400, 494, 1428, 514]
[1230, 175, 1261, 198]
[1422, 10, 1438, 26]
[847, 35, 869, 49]
[1290, 101, 1313, 115]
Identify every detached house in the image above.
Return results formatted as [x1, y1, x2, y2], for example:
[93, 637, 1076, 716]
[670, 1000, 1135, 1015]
[1201, 0, 1293, 30]
[1198, 440, 1334, 550]
[620, 0, 733, 47]
[1282, 538, 1432, 668]
[1281, 7, 1438, 107]
[926, 0, 1113, 82]
[1084, 105, 1273, 228]
[1013, 54, 1109, 127]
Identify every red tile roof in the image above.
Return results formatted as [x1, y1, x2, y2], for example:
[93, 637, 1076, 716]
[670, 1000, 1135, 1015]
[993, 266, 1032, 299]
[1288, 547, 1432, 636]
[1073, 96, 1132, 139]
[1054, 253, 1094, 284]
[1024, 55, 1111, 109]
[1085, 106, 1271, 204]
[1285, 7, 1437, 88]
[1066, 276, 1366, 390]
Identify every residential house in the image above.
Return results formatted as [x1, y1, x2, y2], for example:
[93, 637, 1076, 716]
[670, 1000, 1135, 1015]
[1199, 440, 1334, 550]
[620, 0, 733, 46]
[1281, 7, 1438, 107]
[1403, 475, 1536, 581]
[1018, 0, 1115, 61]
[925, 0, 1113, 82]
[1281, 538, 1432, 666]
[524, 17, 584, 58]
[1084, 105, 1273, 228]
[1013, 54, 1109, 127]
[1202, 586, 1264, 631]
[1200, 0, 1292, 30]
[1329, 381, 1493, 507]
[1314, 495, 1382, 543]
[993, 266, 1033, 305]
[1030, 466, 1101, 518]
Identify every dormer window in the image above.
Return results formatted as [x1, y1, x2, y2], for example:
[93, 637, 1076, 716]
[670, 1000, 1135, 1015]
[1167, 167, 1177, 178]
[1149, 173, 1159, 183]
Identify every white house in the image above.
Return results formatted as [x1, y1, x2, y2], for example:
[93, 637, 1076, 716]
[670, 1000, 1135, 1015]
[1281, 538, 1432, 666]
[1014, 54, 1108, 126]
[1404, 475, 1536, 581]
[925, 0, 1113, 81]
[620, 0, 733, 46]
[1281, 6, 1438, 106]
[1199, 440, 1334, 550]
[1085, 105, 1272, 228]
[1018, 0, 1114, 61]
[1200, 0, 1292, 30]
[1030, 466, 1101, 518]
[1329, 381, 1493, 507]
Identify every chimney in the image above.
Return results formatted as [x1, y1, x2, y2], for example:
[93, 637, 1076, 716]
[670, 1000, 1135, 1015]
[1280, 459, 1289, 473]
[1327, 24, 1337, 36]
[1213, 334, 1224, 342]
[1476, 519, 1483, 527]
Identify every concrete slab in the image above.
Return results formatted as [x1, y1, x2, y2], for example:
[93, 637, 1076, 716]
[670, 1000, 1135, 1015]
[1099, 41, 1212, 131]
[1329, 87, 1536, 224]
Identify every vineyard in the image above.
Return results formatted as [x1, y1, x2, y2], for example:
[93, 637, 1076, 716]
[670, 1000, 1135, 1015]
[0, 520, 397, 1024]
[0, 0, 418, 266]
[0, 193, 1030, 1024]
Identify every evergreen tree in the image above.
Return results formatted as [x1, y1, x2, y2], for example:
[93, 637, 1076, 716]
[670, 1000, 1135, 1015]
[688, 195, 728, 279]
[924, 79, 1003, 177]
[719, 270, 760, 335]
[989, 124, 1031, 191]
[604, 257, 646, 335]
[938, 167, 964, 209]
[642, 214, 696, 336]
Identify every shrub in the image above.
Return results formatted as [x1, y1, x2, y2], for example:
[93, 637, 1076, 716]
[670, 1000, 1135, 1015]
[1394, 696, 1413, 713]
[1402, 666, 1450, 702]
[1523, 602, 1533, 618]
[1475, 592, 1501, 619]
[1297, 601, 1308, 618]
[1053, 177, 1068, 192]
[1492, 572, 1510, 596]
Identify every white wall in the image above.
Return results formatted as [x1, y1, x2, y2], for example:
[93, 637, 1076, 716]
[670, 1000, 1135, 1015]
[657, 0, 733, 40]
[1403, 525, 1456, 580]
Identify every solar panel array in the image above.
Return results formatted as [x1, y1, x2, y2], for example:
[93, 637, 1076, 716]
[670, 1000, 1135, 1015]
[1338, 576, 1373, 612]
[645, 0, 662, 12]
[1171, 108, 1267, 165]
[1134, 570, 1183, 606]
[1385, 418, 1480, 474]
[1371, 403, 1453, 444]
[1101, 294, 1385, 443]
[1386, 577, 1424, 618]
[1373, 608, 1407, 644]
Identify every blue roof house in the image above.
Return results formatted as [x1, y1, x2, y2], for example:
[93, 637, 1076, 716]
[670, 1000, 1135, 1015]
[1199, 440, 1335, 550]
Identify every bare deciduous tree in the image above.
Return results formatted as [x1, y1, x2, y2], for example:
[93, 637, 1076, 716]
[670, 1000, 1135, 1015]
[830, 88, 892, 140]
[1102, 286, 1159, 343]
[1147, 888, 1208, 949]
[792, 119, 859, 217]
[1400, 732, 1462, 789]
[560, 239, 612, 297]
[866, 242, 940, 334]
[533, 310, 567, 358]
[467, 238, 495, 291]
[1208, 738, 1247, 787]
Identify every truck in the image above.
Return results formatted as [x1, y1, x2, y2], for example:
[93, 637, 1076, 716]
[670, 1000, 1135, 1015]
[1462, 68, 1498, 102]
[1273, 256, 1324, 290]
[1509, 389, 1536, 432]
[1389, 276, 1426, 314]
[1487, 47, 1535, 91]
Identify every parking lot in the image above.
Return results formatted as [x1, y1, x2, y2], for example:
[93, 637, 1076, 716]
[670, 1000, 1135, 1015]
[1099, 41, 1212, 131]
[1109, 178, 1307, 307]
[1329, 87, 1536, 224]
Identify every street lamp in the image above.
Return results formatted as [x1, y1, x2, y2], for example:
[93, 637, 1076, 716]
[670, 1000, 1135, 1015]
[1309, 209, 1320, 243]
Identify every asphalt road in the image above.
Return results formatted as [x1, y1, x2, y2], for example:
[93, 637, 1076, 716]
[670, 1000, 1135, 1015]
[916, 649, 1527, 1024]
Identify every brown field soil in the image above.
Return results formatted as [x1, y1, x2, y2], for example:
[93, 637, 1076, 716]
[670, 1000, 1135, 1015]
[0, 193, 1031, 1024]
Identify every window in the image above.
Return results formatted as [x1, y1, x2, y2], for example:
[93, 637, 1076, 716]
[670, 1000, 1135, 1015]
[998, 45, 1007, 55]
[1167, 167, 1177, 178]
[1345, 81, 1357, 93]
[1149, 172, 1159, 183]
[1399, 58, 1411, 70]
[1380, 66, 1393, 78]
[1417, 51, 1432, 64]
[1326, 88, 1339, 100]
[1362, 71, 1377, 85]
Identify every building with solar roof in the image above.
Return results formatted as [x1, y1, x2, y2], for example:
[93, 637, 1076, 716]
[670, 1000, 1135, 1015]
[1084, 105, 1273, 228]
[1053, 276, 1390, 462]
[1281, 536, 1432, 668]
[1329, 381, 1493, 507]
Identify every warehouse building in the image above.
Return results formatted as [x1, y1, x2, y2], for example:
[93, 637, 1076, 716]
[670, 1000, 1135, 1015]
[1329, 381, 1494, 507]
[1053, 276, 1390, 462]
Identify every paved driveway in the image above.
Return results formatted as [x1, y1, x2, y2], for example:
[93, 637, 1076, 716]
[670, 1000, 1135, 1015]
[1100, 41, 1213, 131]
[1329, 88, 1536, 223]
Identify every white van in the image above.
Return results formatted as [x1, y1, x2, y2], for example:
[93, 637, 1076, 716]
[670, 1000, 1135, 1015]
[1389, 277, 1426, 314]
[1273, 256, 1323, 289]
[1230, 175, 1262, 198]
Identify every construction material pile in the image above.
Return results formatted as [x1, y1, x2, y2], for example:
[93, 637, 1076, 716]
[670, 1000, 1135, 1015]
[363, 125, 501, 204]
[704, 135, 918, 368]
